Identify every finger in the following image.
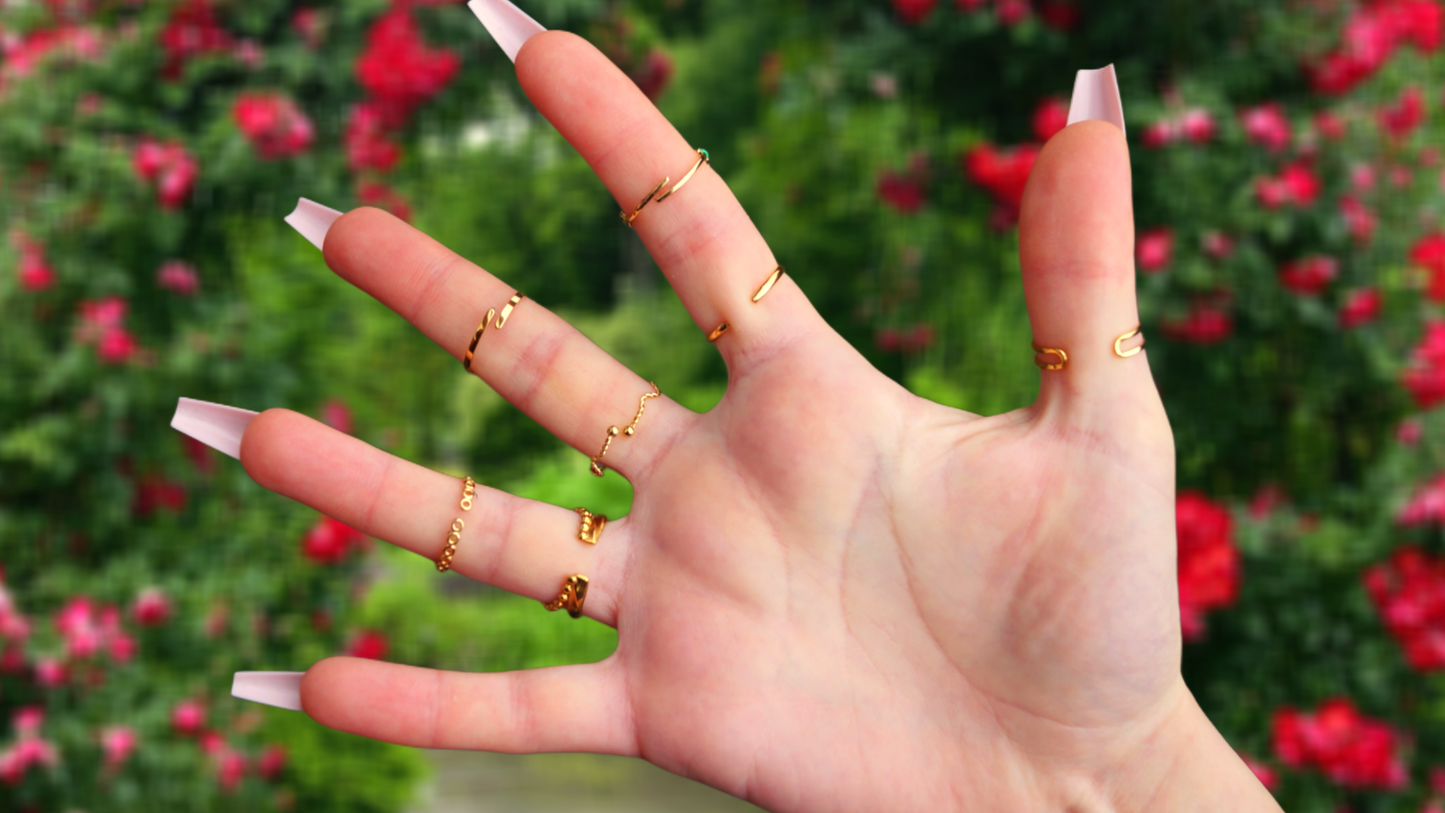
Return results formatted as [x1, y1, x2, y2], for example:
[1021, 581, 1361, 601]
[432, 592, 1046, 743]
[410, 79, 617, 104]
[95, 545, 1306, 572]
[514, 30, 832, 362]
[240, 409, 626, 626]
[1019, 115, 1156, 418]
[302, 656, 636, 756]
[320, 206, 686, 482]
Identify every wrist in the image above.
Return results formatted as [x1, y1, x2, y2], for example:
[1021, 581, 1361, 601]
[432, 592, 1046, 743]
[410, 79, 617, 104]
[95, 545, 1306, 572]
[1086, 682, 1282, 813]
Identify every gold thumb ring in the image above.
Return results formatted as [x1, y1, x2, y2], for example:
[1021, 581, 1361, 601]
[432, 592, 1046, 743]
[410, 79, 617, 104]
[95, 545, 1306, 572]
[1032, 345, 1068, 371]
[1114, 325, 1145, 358]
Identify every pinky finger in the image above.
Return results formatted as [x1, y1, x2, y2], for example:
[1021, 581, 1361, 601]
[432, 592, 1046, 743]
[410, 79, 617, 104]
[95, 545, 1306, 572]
[298, 656, 638, 756]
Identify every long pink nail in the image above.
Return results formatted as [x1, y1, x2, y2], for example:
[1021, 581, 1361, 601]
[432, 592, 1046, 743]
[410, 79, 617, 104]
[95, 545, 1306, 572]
[171, 398, 257, 461]
[232, 672, 303, 711]
[285, 198, 343, 251]
[468, 0, 546, 63]
[1067, 65, 1126, 135]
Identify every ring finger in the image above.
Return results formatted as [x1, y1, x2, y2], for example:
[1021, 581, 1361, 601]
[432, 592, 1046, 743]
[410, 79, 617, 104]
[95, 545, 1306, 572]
[240, 408, 628, 626]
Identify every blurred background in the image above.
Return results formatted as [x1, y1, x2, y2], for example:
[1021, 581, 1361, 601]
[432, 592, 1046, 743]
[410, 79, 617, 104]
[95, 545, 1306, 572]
[0, 0, 1441, 810]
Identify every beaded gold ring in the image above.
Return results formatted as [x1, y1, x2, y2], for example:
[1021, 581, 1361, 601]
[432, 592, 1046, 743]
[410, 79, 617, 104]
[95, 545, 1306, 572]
[575, 508, 607, 545]
[589, 382, 661, 477]
[435, 476, 476, 572]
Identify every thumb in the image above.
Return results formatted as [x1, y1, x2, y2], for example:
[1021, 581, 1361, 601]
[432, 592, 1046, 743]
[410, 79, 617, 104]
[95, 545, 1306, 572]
[1019, 67, 1160, 429]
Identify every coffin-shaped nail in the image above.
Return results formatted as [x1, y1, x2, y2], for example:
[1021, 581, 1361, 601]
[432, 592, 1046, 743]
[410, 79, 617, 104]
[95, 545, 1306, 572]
[285, 198, 344, 251]
[232, 672, 304, 712]
[468, 0, 546, 63]
[171, 398, 258, 461]
[1067, 65, 1126, 135]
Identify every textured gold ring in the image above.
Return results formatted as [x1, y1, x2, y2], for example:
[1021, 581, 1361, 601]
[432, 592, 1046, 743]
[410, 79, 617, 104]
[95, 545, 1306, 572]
[1114, 325, 1145, 358]
[575, 508, 607, 545]
[621, 148, 710, 228]
[707, 323, 730, 343]
[464, 293, 525, 371]
[589, 382, 661, 477]
[436, 476, 476, 572]
[1032, 345, 1068, 371]
[544, 574, 589, 619]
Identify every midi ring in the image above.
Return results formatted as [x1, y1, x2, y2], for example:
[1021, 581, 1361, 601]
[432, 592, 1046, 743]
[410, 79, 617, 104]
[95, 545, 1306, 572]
[575, 508, 607, 545]
[1031, 325, 1146, 371]
[705, 265, 785, 343]
[464, 293, 525, 371]
[589, 382, 661, 477]
[436, 476, 476, 572]
[1032, 345, 1068, 371]
[544, 574, 589, 619]
[1114, 325, 1145, 358]
[621, 148, 710, 228]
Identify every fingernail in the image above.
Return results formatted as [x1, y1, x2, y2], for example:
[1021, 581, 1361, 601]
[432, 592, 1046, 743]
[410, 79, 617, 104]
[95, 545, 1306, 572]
[467, 0, 546, 63]
[232, 672, 304, 712]
[171, 398, 258, 461]
[1067, 64, 1126, 135]
[285, 198, 343, 251]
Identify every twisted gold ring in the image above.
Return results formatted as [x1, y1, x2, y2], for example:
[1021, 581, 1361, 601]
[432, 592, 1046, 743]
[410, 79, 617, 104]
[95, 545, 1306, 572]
[621, 148, 710, 228]
[464, 293, 525, 371]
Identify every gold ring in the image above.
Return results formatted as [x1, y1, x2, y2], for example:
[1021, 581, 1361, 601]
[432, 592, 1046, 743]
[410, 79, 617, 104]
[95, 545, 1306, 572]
[653, 148, 710, 204]
[1032, 345, 1068, 371]
[751, 265, 785, 303]
[435, 477, 476, 572]
[621, 178, 669, 228]
[620, 148, 710, 228]
[1113, 325, 1145, 358]
[463, 293, 525, 371]
[704, 265, 785, 343]
[575, 508, 607, 545]
[544, 574, 589, 619]
[589, 382, 661, 476]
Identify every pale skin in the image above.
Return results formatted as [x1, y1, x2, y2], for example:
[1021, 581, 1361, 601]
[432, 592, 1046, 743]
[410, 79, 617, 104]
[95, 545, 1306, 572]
[239, 31, 1284, 813]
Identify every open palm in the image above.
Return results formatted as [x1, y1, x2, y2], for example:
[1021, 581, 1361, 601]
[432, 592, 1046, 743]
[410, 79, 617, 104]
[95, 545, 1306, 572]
[238, 31, 1280, 813]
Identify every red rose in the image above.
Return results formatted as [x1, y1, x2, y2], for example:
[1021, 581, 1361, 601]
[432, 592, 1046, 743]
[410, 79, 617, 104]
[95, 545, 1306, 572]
[877, 170, 926, 214]
[1135, 228, 1173, 273]
[1175, 491, 1239, 640]
[1031, 97, 1070, 142]
[1273, 699, 1405, 789]
[1240, 103, 1291, 151]
[962, 142, 1039, 214]
[1162, 302, 1233, 346]
[1411, 233, 1445, 300]
[1338, 287, 1381, 329]
[1278, 255, 1337, 296]
[233, 92, 314, 160]
[1378, 85, 1426, 141]
[346, 630, 388, 660]
[892, 0, 937, 24]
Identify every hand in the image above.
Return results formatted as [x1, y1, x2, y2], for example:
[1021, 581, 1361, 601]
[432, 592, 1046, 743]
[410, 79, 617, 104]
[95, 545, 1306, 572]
[239, 31, 1282, 813]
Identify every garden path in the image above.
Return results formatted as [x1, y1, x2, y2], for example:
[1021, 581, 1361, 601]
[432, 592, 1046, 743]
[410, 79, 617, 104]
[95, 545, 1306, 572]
[408, 748, 763, 813]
